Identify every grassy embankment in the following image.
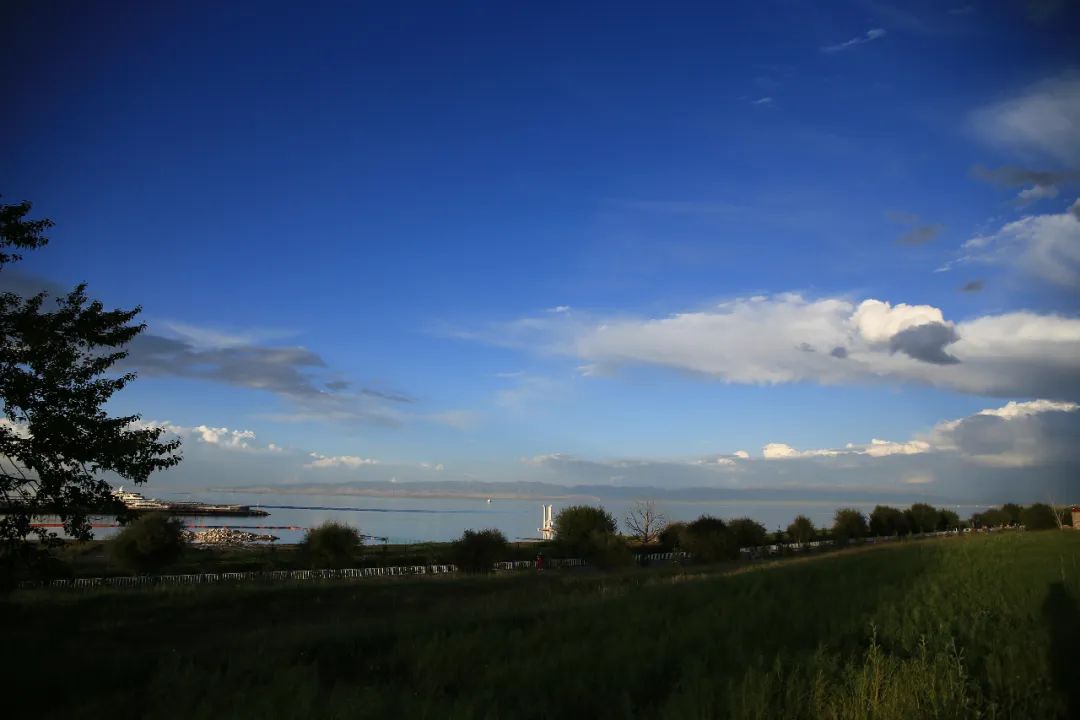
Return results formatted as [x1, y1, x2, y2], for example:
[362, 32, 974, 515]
[5, 531, 1078, 719]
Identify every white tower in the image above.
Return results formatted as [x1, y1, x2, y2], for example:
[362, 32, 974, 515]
[539, 504, 554, 539]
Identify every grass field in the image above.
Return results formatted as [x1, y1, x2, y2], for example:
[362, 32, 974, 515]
[5, 531, 1078, 719]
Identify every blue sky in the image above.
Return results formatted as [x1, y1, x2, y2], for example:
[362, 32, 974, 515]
[3, 1, 1079, 501]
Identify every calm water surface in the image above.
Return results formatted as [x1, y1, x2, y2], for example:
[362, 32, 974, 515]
[78, 490, 978, 545]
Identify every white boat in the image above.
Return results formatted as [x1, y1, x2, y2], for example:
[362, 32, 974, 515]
[112, 487, 169, 510]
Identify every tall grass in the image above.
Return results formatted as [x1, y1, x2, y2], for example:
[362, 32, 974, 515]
[4, 532, 1077, 719]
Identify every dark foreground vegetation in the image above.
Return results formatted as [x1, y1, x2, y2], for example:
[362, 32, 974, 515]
[5, 531, 1078, 719]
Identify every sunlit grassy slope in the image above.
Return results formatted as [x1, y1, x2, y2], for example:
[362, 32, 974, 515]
[6, 531, 1078, 719]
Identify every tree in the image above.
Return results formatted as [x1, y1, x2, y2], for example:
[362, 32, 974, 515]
[553, 505, 617, 553]
[832, 508, 868, 544]
[107, 512, 186, 574]
[681, 515, 738, 562]
[451, 528, 508, 573]
[623, 499, 666, 544]
[972, 508, 1010, 528]
[727, 517, 768, 548]
[937, 508, 961, 531]
[303, 522, 361, 568]
[0, 200, 181, 562]
[787, 515, 816, 546]
[1001, 502, 1023, 526]
[906, 503, 940, 534]
[869, 505, 907, 537]
[1021, 503, 1059, 531]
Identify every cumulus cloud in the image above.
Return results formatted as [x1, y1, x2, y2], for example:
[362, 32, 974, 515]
[954, 202, 1080, 288]
[515, 399, 1078, 499]
[928, 399, 1080, 467]
[136, 420, 278, 453]
[823, 28, 887, 52]
[472, 294, 1080, 399]
[762, 399, 1077, 469]
[972, 74, 1080, 168]
[888, 323, 960, 365]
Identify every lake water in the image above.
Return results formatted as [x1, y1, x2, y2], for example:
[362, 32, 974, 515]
[74, 489, 978, 545]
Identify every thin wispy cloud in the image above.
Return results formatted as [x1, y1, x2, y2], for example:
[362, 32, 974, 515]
[823, 28, 886, 52]
[972, 73, 1080, 168]
[972, 165, 1077, 206]
[887, 211, 944, 245]
[752, 96, 774, 106]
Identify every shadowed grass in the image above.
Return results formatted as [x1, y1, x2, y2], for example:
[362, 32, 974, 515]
[4, 532, 1077, 718]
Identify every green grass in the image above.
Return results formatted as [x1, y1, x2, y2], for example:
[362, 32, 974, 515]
[4, 532, 1078, 719]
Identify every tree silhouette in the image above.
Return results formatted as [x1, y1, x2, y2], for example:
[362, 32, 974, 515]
[0, 199, 181, 564]
[623, 499, 666, 544]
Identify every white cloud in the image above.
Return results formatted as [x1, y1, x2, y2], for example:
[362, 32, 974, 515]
[975, 398, 1078, 420]
[955, 203, 1080, 288]
[852, 299, 948, 344]
[762, 438, 930, 460]
[762, 443, 841, 459]
[752, 97, 774, 106]
[192, 425, 256, 449]
[137, 420, 277, 453]
[862, 439, 933, 457]
[972, 73, 1080, 168]
[548, 305, 572, 314]
[823, 28, 887, 53]
[305, 452, 379, 469]
[733, 450, 750, 459]
[482, 294, 1080, 399]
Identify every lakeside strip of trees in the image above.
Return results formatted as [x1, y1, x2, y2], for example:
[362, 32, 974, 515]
[52, 500, 1068, 581]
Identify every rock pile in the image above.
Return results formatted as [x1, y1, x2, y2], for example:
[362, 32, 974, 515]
[186, 528, 278, 545]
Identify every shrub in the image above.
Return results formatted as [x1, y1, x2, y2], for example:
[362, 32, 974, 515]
[657, 521, 687, 550]
[451, 529, 508, 572]
[787, 515, 816, 546]
[585, 531, 633, 569]
[1021, 503, 1058, 531]
[303, 522, 361, 568]
[832, 508, 868, 544]
[553, 505, 617, 553]
[681, 515, 737, 562]
[107, 513, 186, 574]
[728, 517, 768, 548]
